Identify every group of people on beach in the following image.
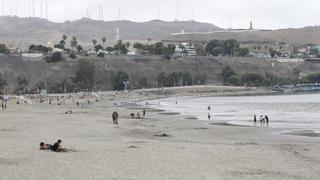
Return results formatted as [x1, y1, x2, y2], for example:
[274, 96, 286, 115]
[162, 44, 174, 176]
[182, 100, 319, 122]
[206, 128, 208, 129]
[254, 114, 269, 126]
[130, 109, 146, 119]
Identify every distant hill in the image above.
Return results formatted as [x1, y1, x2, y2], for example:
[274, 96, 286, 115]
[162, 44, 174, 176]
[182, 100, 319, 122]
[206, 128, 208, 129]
[0, 16, 221, 49]
[169, 26, 320, 45]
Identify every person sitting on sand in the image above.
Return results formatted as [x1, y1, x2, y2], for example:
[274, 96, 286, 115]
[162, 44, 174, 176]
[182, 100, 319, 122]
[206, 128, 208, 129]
[130, 113, 135, 118]
[136, 112, 141, 119]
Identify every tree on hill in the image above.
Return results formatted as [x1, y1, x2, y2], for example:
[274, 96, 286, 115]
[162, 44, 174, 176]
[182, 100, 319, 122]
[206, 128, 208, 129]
[205, 40, 224, 55]
[106, 47, 113, 53]
[58, 34, 68, 49]
[92, 39, 97, 48]
[0, 73, 7, 92]
[95, 45, 103, 52]
[221, 66, 238, 85]
[102, 37, 106, 48]
[29, 44, 51, 53]
[0, 44, 9, 54]
[62, 34, 68, 41]
[16, 75, 28, 93]
[54, 43, 65, 50]
[112, 71, 129, 90]
[77, 45, 83, 53]
[46, 52, 63, 63]
[241, 73, 265, 86]
[224, 39, 239, 56]
[237, 48, 249, 57]
[74, 59, 96, 91]
[113, 40, 129, 54]
[70, 36, 78, 51]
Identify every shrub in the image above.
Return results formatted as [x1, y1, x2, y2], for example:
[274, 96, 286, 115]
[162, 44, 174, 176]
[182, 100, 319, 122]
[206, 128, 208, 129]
[69, 52, 77, 59]
[97, 52, 105, 57]
[0, 44, 9, 54]
[241, 73, 265, 86]
[74, 59, 96, 91]
[112, 71, 129, 90]
[46, 52, 63, 63]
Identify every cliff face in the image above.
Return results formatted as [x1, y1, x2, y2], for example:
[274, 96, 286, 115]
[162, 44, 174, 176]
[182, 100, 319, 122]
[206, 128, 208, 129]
[0, 54, 319, 92]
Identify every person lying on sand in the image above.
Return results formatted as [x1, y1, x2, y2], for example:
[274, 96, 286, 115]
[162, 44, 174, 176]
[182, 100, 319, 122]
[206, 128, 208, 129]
[39, 142, 52, 150]
[65, 110, 73, 115]
[40, 139, 67, 152]
[51, 139, 66, 152]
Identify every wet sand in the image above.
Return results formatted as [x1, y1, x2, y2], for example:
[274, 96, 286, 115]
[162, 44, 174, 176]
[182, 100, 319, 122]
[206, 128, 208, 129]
[0, 87, 319, 180]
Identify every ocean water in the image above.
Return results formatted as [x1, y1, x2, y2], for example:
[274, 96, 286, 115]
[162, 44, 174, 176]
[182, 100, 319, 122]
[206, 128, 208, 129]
[143, 93, 320, 129]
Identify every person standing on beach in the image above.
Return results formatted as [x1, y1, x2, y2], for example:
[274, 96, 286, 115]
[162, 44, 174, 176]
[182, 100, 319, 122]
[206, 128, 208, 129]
[208, 113, 211, 120]
[112, 112, 119, 124]
[254, 115, 257, 123]
[208, 105, 211, 110]
[142, 109, 146, 118]
[265, 115, 269, 124]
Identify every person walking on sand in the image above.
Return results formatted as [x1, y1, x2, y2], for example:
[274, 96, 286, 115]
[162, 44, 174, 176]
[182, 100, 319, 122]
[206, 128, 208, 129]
[112, 112, 119, 124]
[142, 109, 146, 118]
[265, 115, 269, 124]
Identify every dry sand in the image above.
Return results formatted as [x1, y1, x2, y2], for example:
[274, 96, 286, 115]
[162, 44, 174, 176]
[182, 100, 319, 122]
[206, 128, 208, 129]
[0, 87, 319, 180]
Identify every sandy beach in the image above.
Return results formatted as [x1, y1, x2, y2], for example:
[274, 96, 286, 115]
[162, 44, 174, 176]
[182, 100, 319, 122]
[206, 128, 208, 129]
[0, 86, 319, 180]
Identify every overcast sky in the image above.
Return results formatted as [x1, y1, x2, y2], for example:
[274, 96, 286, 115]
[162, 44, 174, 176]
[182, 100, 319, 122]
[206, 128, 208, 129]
[0, 0, 319, 29]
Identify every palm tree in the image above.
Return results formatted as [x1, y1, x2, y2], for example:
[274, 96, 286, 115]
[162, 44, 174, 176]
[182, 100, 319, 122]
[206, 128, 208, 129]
[102, 37, 106, 48]
[70, 36, 78, 51]
[62, 34, 67, 40]
[92, 39, 97, 48]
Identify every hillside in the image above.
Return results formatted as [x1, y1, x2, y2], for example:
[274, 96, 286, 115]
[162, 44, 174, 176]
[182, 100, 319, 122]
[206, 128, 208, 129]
[0, 55, 320, 92]
[169, 26, 320, 45]
[0, 16, 221, 49]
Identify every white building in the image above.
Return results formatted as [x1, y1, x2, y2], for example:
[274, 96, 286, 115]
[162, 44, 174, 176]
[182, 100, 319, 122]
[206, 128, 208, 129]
[175, 42, 196, 56]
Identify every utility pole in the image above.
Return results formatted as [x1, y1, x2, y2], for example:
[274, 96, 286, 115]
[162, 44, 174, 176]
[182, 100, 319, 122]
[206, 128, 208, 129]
[32, 0, 35, 17]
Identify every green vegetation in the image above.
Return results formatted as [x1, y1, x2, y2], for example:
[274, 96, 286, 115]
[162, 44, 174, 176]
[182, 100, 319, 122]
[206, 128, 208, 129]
[300, 73, 320, 83]
[16, 75, 28, 93]
[70, 36, 78, 51]
[69, 52, 77, 59]
[0, 44, 9, 54]
[241, 73, 265, 86]
[74, 59, 96, 91]
[134, 42, 176, 56]
[29, 44, 51, 53]
[0, 73, 7, 92]
[54, 34, 68, 50]
[156, 72, 196, 87]
[45, 52, 63, 63]
[112, 71, 129, 90]
[113, 40, 129, 55]
[206, 39, 249, 57]
[221, 66, 238, 85]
